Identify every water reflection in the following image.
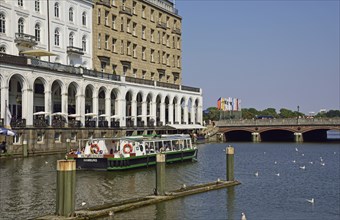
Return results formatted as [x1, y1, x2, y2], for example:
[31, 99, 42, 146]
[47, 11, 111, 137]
[226, 186, 235, 220]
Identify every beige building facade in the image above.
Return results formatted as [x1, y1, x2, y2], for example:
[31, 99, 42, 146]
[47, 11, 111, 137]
[93, 0, 182, 85]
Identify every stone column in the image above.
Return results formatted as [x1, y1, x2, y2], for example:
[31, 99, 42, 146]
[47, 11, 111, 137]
[197, 105, 203, 124]
[44, 89, 52, 125]
[92, 91, 99, 126]
[168, 103, 174, 125]
[151, 101, 157, 126]
[160, 102, 165, 125]
[131, 100, 137, 126]
[61, 92, 68, 116]
[175, 103, 181, 124]
[0, 86, 9, 120]
[105, 94, 111, 123]
[141, 101, 147, 125]
[77, 94, 85, 126]
[22, 88, 34, 126]
[294, 132, 303, 143]
[252, 132, 261, 142]
[190, 104, 196, 124]
[183, 104, 188, 124]
[117, 98, 126, 127]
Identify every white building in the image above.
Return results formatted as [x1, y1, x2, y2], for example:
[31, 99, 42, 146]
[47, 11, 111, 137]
[0, 0, 93, 68]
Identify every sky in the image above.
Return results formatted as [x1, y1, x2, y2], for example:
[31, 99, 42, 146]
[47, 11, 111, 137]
[176, 0, 339, 114]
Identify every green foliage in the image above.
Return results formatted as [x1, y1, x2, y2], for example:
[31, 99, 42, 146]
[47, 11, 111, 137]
[315, 110, 340, 118]
[203, 107, 220, 121]
[279, 108, 296, 118]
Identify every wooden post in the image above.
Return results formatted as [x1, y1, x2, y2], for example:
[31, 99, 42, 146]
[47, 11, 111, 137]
[156, 153, 166, 196]
[22, 139, 28, 157]
[226, 146, 234, 181]
[56, 160, 76, 217]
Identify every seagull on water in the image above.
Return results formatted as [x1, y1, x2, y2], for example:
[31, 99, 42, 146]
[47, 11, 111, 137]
[309, 161, 314, 164]
[292, 160, 296, 163]
[321, 162, 325, 166]
[295, 147, 299, 152]
[300, 165, 306, 170]
[274, 161, 277, 164]
[320, 157, 323, 162]
[301, 153, 304, 157]
[306, 198, 314, 204]
[255, 171, 259, 177]
[275, 173, 280, 177]
[241, 212, 247, 220]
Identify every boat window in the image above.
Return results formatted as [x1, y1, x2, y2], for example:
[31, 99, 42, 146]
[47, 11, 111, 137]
[139, 144, 144, 152]
[164, 141, 171, 151]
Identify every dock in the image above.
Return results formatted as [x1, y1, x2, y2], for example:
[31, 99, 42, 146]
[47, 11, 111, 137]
[37, 180, 240, 220]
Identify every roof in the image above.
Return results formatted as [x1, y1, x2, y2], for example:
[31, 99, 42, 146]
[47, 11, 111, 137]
[166, 124, 206, 130]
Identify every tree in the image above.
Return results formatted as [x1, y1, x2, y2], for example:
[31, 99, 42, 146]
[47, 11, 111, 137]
[260, 108, 278, 118]
[279, 108, 296, 118]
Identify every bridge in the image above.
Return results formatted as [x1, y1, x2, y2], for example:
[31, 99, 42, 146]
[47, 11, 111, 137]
[215, 118, 340, 142]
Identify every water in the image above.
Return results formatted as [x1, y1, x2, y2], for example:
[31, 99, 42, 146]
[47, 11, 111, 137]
[1, 142, 339, 220]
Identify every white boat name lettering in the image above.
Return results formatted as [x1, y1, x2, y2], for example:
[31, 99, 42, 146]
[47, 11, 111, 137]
[83, 159, 97, 162]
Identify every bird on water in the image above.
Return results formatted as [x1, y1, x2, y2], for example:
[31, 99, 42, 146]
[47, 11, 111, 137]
[241, 212, 247, 220]
[306, 198, 315, 204]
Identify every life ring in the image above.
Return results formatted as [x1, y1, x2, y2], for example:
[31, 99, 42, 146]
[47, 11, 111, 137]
[90, 144, 100, 154]
[123, 143, 133, 154]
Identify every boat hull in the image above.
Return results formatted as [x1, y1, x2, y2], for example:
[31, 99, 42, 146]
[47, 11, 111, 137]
[72, 149, 198, 171]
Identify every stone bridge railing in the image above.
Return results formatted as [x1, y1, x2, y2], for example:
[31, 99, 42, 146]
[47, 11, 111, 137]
[216, 118, 340, 127]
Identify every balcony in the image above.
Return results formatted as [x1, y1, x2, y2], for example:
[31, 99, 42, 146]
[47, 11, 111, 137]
[156, 22, 167, 30]
[68, 120, 81, 128]
[11, 118, 26, 128]
[15, 33, 37, 47]
[67, 46, 84, 55]
[172, 28, 181, 35]
[33, 119, 49, 128]
[119, 6, 132, 16]
[97, 0, 111, 7]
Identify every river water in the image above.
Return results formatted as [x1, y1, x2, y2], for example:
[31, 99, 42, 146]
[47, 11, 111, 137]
[1, 142, 339, 220]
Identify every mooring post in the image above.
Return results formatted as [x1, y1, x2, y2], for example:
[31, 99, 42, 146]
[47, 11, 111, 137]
[22, 139, 28, 157]
[156, 153, 166, 196]
[226, 145, 234, 181]
[56, 160, 76, 217]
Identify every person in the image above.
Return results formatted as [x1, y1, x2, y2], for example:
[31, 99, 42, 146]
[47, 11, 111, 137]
[0, 141, 7, 153]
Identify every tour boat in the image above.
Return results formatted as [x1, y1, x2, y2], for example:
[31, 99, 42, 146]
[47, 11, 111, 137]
[67, 134, 198, 170]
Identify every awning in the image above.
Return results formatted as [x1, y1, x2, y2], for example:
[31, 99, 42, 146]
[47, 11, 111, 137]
[167, 124, 206, 130]
[85, 113, 97, 117]
[21, 49, 57, 57]
[33, 111, 50, 115]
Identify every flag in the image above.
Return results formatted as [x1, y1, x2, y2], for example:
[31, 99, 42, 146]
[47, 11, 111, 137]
[5, 106, 12, 129]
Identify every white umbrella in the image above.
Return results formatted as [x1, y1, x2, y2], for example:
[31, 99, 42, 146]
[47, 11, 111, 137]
[0, 127, 16, 136]
[85, 113, 97, 117]
[137, 115, 151, 117]
[68, 114, 80, 118]
[99, 114, 109, 117]
[21, 49, 57, 57]
[51, 112, 67, 116]
[33, 111, 50, 115]
[110, 115, 120, 119]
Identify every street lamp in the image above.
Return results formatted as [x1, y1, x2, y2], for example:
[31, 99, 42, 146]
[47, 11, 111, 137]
[297, 105, 300, 124]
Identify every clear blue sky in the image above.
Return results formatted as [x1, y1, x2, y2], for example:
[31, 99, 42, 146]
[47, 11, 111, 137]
[177, 0, 339, 114]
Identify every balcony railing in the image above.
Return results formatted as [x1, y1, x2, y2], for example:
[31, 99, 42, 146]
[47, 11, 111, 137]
[85, 121, 96, 128]
[11, 118, 26, 128]
[33, 119, 49, 127]
[119, 6, 132, 16]
[157, 81, 180, 90]
[110, 121, 120, 128]
[30, 58, 82, 74]
[0, 53, 28, 66]
[126, 76, 154, 86]
[181, 85, 200, 93]
[83, 69, 121, 81]
[69, 120, 81, 128]
[156, 22, 167, 30]
[172, 28, 181, 35]
[97, 0, 110, 7]
[98, 120, 109, 128]
[67, 46, 84, 55]
[15, 33, 37, 47]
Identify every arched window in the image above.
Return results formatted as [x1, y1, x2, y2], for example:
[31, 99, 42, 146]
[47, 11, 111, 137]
[0, 13, 5, 33]
[54, 29, 60, 46]
[82, 35, 87, 52]
[35, 0, 40, 12]
[69, 8, 73, 22]
[0, 45, 6, 53]
[82, 12, 86, 26]
[18, 18, 24, 34]
[35, 23, 41, 42]
[69, 32, 74, 47]
[54, 3, 59, 18]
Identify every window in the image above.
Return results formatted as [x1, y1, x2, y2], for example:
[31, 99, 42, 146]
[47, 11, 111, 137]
[173, 55, 175, 67]
[151, 49, 154, 62]
[112, 65, 117, 74]
[158, 51, 160, 63]
[120, 17, 124, 31]
[69, 8, 74, 22]
[112, 15, 116, 29]
[166, 54, 170, 66]
[35, 23, 41, 42]
[142, 26, 146, 39]
[151, 72, 155, 80]
[98, 33, 101, 48]
[177, 56, 180, 67]
[132, 22, 136, 36]
[133, 44, 137, 58]
[97, 9, 101, 24]
[123, 66, 128, 76]
[142, 70, 146, 79]
[82, 36, 87, 52]
[120, 40, 124, 54]
[142, 47, 146, 60]
[18, 18, 24, 34]
[35, 0, 40, 12]
[157, 31, 160, 44]
[0, 46, 6, 53]
[101, 62, 106, 72]
[69, 32, 74, 47]
[177, 37, 180, 49]
[18, 0, 23, 7]
[105, 35, 109, 49]
[173, 36, 175, 48]
[127, 41, 131, 55]
[127, 19, 130, 33]
[112, 38, 116, 53]
[54, 29, 60, 46]
[54, 3, 59, 18]
[150, 9, 154, 21]
[82, 12, 87, 26]
[133, 69, 137, 78]
[150, 29, 154, 42]
[105, 11, 109, 26]
[166, 35, 169, 47]
[142, 5, 146, 18]
[163, 52, 166, 64]
[133, 1, 136, 14]
[0, 14, 5, 34]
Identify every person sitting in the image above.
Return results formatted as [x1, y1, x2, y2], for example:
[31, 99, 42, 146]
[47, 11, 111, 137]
[0, 141, 7, 153]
